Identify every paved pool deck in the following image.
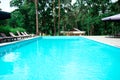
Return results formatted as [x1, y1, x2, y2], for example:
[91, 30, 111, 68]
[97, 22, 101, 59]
[83, 36, 120, 48]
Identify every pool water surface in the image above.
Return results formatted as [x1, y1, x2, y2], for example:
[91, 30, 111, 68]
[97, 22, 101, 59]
[0, 36, 120, 80]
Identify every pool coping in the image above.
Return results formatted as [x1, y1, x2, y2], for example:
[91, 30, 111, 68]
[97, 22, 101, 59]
[0, 36, 40, 47]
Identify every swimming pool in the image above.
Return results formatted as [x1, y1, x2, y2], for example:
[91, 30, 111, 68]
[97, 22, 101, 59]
[0, 36, 120, 80]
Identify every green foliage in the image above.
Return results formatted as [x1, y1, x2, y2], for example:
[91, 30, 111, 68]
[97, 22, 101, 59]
[8, 10, 25, 28]
[0, 26, 25, 35]
[10, 27, 26, 34]
[0, 0, 120, 35]
[9, 0, 36, 33]
[0, 26, 11, 35]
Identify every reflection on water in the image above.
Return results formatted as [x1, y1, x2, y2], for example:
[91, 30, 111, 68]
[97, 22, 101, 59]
[0, 51, 30, 80]
[3, 52, 20, 62]
[61, 61, 80, 80]
[0, 52, 19, 75]
[0, 52, 20, 75]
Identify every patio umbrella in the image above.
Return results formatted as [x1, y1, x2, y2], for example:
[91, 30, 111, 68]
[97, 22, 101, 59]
[0, 11, 11, 20]
[102, 14, 120, 21]
[101, 14, 120, 35]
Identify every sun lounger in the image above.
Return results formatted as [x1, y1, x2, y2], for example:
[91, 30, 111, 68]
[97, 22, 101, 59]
[0, 33, 14, 42]
[17, 31, 27, 38]
[24, 32, 31, 37]
[24, 32, 35, 37]
[9, 32, 21, 40]
[21, 32, 31, 37]
[0, 37, 5, 43]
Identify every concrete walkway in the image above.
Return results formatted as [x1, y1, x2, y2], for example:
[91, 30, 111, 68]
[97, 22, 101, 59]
[83, 36, 120, 48]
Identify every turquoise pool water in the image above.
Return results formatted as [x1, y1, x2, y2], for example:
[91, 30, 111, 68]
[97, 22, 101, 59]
[0, 36, 120, 80]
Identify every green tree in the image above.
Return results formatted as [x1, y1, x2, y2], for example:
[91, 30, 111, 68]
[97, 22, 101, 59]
[10, 0, 36, 33]
[8, 0, 120, 35]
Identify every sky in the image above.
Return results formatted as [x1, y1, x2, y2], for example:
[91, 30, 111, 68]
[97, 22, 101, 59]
[0, 0, 118, 12]
[0, 0, 17, 12]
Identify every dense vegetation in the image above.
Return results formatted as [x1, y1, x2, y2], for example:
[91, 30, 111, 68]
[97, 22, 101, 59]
[0, 0, 120, 35]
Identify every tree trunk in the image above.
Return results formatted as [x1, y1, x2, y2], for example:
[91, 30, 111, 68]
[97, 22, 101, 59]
[35, 0, 39, 35]
[58, 0, 60, 35]
[53, 0, 56, 36]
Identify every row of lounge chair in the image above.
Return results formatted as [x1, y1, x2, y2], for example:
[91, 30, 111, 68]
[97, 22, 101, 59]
[0, 31, 32, 43]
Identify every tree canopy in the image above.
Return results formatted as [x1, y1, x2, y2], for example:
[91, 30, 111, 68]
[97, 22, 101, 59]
[0, 0, 120, 35]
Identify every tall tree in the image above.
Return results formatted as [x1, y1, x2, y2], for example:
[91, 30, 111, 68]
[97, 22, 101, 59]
[52, 0, 56, 35]
[35, 0, 39, 35]
[58, 0, 60, 35]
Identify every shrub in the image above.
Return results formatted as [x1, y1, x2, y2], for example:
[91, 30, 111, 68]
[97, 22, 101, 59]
[0, 26, 26, 35]
[0, 26, 11, 35]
